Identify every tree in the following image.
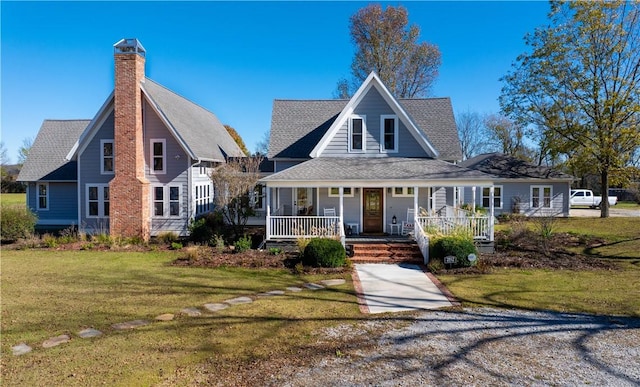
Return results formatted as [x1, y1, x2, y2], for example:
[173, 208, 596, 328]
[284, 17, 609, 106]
[254, 131, 270, 156]
[484, 114, 535, 162]
[500, 1, 640, 217]
[339, 4, 441, 98]
[455, 111, 491, 160]
[209, 156, 263, 238]
[224, 125, 249, 156]
[17, 137, 33, 165]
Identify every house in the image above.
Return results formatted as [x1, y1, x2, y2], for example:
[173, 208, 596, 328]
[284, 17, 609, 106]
[260, 72, 499, 253]
[459, 153, 573, 217]
[17, 38, 244, 239]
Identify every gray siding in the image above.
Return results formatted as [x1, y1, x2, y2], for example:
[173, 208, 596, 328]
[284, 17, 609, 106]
[78, 111, 115, 232]
[144, 100, 190, 235]
[321, 87, 429, 158]
[462, 182, 570, 217]
[274, 160, 304, 173]
[27, 182, 78, 226]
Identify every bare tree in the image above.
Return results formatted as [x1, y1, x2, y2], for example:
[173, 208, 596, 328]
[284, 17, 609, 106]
[254, 131, 270, 156]
[455, 111, 490, 160]
[340, 4, 441, 98]
[484, 114, 535, 161]
[209, 156, 263, 238]
[17, 137, 33, 165]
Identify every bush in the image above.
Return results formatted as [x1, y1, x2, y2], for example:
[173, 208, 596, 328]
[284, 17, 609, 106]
[430, 234, 477, 267]
[158, 231, 180, 244]
[234, 235, 252, 253]
[1, 205, 37, 242]
[211, 234, 225, 252]
[303, 238, 346, 268]
[170, 242, 183, 250]
[189, 211, 226, 243]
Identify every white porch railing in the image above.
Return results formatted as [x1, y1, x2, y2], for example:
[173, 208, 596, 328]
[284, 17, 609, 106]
[417, 216, 492, 241]
[268, 215, 343, 240]
[413, 213, 430, 264]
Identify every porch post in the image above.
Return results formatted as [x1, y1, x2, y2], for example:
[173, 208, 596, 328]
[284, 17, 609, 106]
[489, 186, 495, 242]
[426, 187, 431, 214]
[339, 187, 345, 244]
[413, 186, 419, 218]
[471, 186, 476, 212]
[266, 186, 271, 241]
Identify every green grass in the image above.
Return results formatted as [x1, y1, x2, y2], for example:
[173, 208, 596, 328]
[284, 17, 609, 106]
[1, 193, 26, 206]
[615, 201, 640, 209]
[439, 217, 640, 317]
[1, 250, 361, 385]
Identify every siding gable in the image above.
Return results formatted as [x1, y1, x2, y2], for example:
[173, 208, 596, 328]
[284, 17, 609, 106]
[310, 72, 438, 159]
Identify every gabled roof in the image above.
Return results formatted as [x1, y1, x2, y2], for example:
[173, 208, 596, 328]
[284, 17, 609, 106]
[260, 157, 494, 186]
[142, 79, 244, 161]
[18, 120, 90, 181]
[459, 153, 574, 181]
[310, 72, 439, 158]
[67, 78, 244, 162]
[268, 75, 462, 161]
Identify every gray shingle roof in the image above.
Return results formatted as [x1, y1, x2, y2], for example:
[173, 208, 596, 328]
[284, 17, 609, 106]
[143, 79, 245, 161]
[268, 98, 462, 161]
[17, 120, 90, 181]
[459, 153, 574, 180]
[260, 157, 493, 184]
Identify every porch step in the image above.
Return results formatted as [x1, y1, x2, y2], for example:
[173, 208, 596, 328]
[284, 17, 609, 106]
[349, 241, 423, 264]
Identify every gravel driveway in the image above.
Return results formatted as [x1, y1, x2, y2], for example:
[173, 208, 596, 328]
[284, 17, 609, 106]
[570, 207, 640, 217]
[269, 308, 640, 386]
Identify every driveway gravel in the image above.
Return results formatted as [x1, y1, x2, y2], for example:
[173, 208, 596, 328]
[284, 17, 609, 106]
[269, 308, 640, 386]
[570, 207, 640, 217]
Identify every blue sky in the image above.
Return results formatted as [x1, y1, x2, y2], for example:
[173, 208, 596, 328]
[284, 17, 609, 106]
[1, 1, 550, 163]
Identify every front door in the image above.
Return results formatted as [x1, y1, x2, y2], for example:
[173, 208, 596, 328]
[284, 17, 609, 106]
[294, 188, 313, 215]
[363, 188, 383, 234]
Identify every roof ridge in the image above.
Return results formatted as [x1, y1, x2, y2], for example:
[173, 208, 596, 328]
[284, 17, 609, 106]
[43, 118, 92, 122]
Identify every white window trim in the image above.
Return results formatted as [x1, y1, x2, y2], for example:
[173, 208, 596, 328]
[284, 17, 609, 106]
[531, 185, 553, 209]
[100, 139, 115, 175]
[150, 139, 166, 175]
[85, 184, 110, 218]
[152, 185, 182, 218]
[195, 183, 214, 216]
[328, 187, 354, 197]
[380, 114, 399, 153]
[348, 114, 366, 153]
[251, 183, 266, 211]
[37, 182, 49, 211]
[392, 187, 415, 198]
[482, 185, 503, 209]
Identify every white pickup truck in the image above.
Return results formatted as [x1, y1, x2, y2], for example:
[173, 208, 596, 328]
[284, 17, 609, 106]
[570, 189, 618, 208]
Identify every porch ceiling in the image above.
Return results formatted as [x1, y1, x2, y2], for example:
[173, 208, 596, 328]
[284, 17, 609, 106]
[260, 157, 496, 187]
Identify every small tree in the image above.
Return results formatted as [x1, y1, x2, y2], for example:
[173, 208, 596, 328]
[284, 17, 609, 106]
[209, 156, 263, 238]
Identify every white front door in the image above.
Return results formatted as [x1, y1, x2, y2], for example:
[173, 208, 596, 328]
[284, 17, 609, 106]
[294, 188, 313, 215]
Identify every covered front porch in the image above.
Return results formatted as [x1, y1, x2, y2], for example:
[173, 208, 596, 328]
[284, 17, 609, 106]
[259, 157, 497, 263]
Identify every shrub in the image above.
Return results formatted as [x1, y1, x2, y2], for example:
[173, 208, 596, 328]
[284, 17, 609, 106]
[170, 242, 183, 250]
[426, 257, 444, 273]
[303, 238, 346, 268]
[430, 234, 477, 267]
[188, 218, 212, 244]
[234, 235, 252, 253]
[0, 205, 37, 242]
[211, 234, 225, 253]
[58, 226, 80, 244]
[268, 247, 282, 255]
[43, 233, 58, 248]
[158, 231, 180, 244]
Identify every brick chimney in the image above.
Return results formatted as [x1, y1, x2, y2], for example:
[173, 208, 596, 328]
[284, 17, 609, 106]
[109, 38, 150, 241]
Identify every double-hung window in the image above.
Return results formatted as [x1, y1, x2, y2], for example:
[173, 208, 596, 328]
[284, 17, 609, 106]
[349, 115, 366, 152]
[531, 185, 552, 209]
[101, 139, 114, 174]
[380, 115, 398, 152]
[86, 184, 109, 217]
[392, 187, 415, 197]
[482, 186, 502, 209]
[37, 183, 49, 210]
[150, 139, 166, 174]
[153, 186, 181, 217]
[195, 184, 213, 216]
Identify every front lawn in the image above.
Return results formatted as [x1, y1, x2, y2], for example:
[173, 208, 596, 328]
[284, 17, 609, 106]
[0, 193, 26, 206]
[1, 250, 360, 386]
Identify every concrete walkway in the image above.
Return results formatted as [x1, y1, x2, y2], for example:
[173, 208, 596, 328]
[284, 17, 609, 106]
[355, 263, 454, 314]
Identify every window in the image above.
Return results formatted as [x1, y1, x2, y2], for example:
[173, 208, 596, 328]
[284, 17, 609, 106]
[251, 184, 266, 210]
[531, 185, 552, 208]
[153, 185, 181, 217]
[37, 183, 48, 210]
[349, 115, 366, 152]
[150, 139, 166, 174]
[380, 115, 398, 152]
[101, 139, 114, 174]
[392, 187, 415, 197]
[195, 183, 213, 216]
[482, 186, 502, 209]
[328, 187, 354, 197]
[86, 184, 109, 217]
